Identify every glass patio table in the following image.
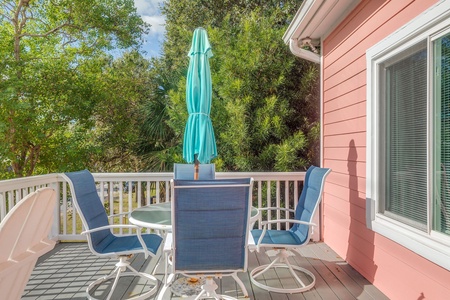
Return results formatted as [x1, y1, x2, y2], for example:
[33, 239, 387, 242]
[129, 202, 260, 231]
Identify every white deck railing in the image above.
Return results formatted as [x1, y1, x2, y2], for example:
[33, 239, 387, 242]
[0, 171, 306, 241]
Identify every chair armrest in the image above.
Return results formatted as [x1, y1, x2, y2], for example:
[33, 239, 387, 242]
[163, 233, 173, 252]
[247, 232, 256, 252]
[258, 207, 296, 214]
[108, 212, 131, 219]
[81, 224, 140, 234]
[260, 219, 316, 227]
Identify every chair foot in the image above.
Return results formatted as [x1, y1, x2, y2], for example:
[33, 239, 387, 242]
[250, 263, 315, 294]
[87, 257, 159, 300]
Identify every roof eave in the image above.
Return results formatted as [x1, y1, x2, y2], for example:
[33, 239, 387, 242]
[283, 0, 362, 63]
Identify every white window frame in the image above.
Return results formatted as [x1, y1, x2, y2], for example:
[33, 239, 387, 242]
[366, 0, 450, 271]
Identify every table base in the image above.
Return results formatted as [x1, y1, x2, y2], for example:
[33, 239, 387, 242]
[171, 277, 206, 297]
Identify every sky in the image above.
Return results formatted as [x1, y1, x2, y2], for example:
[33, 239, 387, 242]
[134, 0, 166, 58]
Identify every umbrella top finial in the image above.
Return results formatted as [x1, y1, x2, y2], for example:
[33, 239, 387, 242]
[189, 27, 213, 57]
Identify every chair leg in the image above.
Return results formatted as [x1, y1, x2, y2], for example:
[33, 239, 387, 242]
[194, 277, 218, 300]
[194, 277, 239, 300]
[250, 249, 315, 294]
[87, 256, 159, 300]
[231, 272, 249, 297]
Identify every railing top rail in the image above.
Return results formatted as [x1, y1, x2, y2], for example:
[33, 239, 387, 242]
[0, 174, 60, 191]
[92, 171, 305, 181]
[0, 171, 307, 193]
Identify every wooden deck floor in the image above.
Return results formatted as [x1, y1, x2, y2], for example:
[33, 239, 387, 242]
[22, 242, 389, 300]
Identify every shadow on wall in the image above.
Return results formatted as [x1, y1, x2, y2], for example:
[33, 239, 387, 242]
[346, 139, 378, 282]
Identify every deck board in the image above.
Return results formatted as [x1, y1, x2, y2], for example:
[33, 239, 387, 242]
[22, 242, 389, 300]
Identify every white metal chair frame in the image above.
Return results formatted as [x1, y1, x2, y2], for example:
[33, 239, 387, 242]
[158, 178, 253, 300]
[62, 170, 162, 300]
[250, 166, 331, 294]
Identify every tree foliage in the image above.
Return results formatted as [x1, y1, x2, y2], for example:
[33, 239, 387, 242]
[0, 0, 148, 178]
[148, 0, 320, 172]
[0, 0, 320, 177]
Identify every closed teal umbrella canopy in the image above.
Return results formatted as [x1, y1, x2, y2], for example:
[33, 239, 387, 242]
[183, 27, 217, 164]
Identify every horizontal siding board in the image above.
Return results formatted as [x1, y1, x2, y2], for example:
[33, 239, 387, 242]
[324, 87, 366, 112]
[372, 240, 450, 300]
[345, 243, 379, 283]
[326, 192, 366, 218]
[324, 116, 366, 136]
[324, 55, 366, 92]
[324, 132, 366, 147]
[326, 172, 366, 195]
[323, 215, 351, 255]
[323, 160, 366, 178]
[326, 181, 365, 207]
[324, 205, 350, 235]
[325, 191, 351, 213]
[325, 102, 366, 124]
[325, 1, 434, 82]
[373, 233, 450, 291]
[324, 0, 417, 73]
[324, 0, 390, 56]
[324, 146, 366, 162]
[349, 202, 368, 225]
[323, 71, 366, 102]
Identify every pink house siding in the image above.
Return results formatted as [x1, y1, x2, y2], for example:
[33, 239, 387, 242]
[321, 0, 450, 299]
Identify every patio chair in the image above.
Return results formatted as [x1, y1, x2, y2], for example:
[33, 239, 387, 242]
[62, 170, 163, 300]
[174, 163, 215, 180]
[159, 178, 254, 300]
[0, 187, 57, 300]
[250, 166, 331, 293]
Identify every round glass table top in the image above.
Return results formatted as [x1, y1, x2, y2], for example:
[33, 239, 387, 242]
[129, 202, 259, 231]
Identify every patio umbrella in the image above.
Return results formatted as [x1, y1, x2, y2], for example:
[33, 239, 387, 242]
[183, 27, 217, 179]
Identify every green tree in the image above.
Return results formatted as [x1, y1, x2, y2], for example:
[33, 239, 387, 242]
[149, 1, 320, 172]
[0, 0, 148, 178]
[161, 0, 299, 71]
[136, 57, 182, 171]
[88, 51, 155, 172]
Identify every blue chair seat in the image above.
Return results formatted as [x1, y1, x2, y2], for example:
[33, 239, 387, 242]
[251, 229, 307, 246]
[97, 234, 162, 255]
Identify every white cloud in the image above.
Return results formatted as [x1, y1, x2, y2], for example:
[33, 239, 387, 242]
[134, 0, 165, 57]
[134, 0, 161, 16]
[142, 15, 166, 35]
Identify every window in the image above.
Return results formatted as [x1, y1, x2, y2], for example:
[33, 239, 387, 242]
[367, 1, 450, 271]
[433, 33, 450, 235]
[380, 41, 428, 231]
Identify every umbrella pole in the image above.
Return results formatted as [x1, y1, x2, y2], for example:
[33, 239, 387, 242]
[194, 158, 199, 180]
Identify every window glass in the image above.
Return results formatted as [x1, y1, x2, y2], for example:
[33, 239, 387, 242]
[381, 41, 428, 230]
[434, 33, 450, 235]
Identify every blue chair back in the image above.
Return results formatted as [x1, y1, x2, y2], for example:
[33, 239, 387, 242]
[64, 170, 114, 253]
[290, 166, 331, 242]
[174, 163, 215, 180]
[171, 178, 253, 273]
